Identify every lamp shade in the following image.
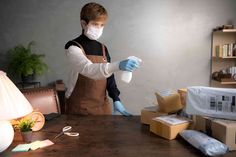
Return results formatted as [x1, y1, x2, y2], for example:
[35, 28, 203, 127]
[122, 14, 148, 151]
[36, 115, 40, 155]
[0, 71, 33, 120]
[0, 71, 33, 152]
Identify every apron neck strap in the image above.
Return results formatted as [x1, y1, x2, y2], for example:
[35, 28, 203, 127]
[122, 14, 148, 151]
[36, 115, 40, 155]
[101, 44, 107, 61]
[71, 40, 86, 55]
[72, 40, 107, 61]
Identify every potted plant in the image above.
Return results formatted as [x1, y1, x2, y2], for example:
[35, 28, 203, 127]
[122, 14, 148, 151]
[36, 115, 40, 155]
[15, 118, 35, 143]
[8, 41, 48, 82]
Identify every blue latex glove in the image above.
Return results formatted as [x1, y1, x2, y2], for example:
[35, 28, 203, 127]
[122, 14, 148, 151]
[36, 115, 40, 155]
[113, 101, 132, 117]
[119, 59, 139, 72]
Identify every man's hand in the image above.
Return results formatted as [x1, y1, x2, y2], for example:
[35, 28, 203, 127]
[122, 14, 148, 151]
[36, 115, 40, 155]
[113, 101, 132, 117]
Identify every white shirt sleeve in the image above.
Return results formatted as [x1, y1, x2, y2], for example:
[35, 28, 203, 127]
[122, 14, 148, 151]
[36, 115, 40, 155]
[66, 45, 120, 80]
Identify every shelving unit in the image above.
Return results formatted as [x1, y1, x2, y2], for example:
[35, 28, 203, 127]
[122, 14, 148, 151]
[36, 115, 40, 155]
[210, 29, 236, 88]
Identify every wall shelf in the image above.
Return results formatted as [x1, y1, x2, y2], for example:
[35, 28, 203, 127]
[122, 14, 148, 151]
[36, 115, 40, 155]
[211, 80, 236, 88]
[214, 29, 236, 33]
[213, 56, 236, 59]
[219, 80, 236, 85]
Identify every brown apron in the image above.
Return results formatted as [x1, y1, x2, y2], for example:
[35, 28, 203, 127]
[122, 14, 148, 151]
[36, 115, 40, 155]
[66, 41, 112, 115]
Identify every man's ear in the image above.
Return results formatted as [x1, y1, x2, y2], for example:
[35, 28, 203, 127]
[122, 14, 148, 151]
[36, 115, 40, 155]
[80, 20, 87, 30]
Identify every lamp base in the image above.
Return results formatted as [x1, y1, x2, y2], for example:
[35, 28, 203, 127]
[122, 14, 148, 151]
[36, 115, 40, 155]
[0, 120, 14, 152]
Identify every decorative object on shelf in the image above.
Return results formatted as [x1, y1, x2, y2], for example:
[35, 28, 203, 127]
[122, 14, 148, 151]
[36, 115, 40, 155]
[233, 74, 236, 81]
[0, 71, 33, 152]
[7, 41, 48, 83]
[15, 118, 35, 143]
[213, 24, 234, 31]
[212, 71, 232, 82]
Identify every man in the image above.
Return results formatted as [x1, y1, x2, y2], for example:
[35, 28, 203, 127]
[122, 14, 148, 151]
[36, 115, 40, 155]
[65, 2, 140, 116]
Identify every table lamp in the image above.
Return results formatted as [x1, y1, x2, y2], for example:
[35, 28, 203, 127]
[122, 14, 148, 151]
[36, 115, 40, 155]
[0, 71, 33, 152]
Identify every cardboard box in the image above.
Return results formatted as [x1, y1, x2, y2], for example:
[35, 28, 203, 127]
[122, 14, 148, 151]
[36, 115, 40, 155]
[177, 88, 187, 106]
[195, 116, 236, 151]
[141, 106, 167, 125]
[155, 90, 183, 113]
[150, 115, 190, 140]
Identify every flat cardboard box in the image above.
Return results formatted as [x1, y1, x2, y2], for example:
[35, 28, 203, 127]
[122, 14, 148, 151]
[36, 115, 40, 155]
[150, 115, 190, 140]
[195, 115, 236, 151]
[141, 106, 167, 125]
[155, 90, 183, 113]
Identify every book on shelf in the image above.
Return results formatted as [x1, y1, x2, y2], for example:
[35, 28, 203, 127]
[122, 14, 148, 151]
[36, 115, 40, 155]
[233, 43, 236, 56]
[215, 43, 236, 58]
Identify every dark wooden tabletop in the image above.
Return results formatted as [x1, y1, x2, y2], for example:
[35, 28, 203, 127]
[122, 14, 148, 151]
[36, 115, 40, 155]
[1, 115, 236, 157]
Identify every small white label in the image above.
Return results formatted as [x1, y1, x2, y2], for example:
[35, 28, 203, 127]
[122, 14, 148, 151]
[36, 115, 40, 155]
[153, 115, 188, 125]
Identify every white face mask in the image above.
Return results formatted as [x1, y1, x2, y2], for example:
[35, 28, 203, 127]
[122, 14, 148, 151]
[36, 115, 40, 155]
[84, 25, 103, 40]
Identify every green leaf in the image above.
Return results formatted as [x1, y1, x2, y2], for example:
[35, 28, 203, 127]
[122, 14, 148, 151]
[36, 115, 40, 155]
[7, 41, 48, 78]
[16, 118, 35, 132]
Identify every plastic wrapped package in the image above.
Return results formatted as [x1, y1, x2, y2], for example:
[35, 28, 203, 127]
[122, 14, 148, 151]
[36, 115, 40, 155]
[180, 130, 228, 156]
[186, 86, 236, 120]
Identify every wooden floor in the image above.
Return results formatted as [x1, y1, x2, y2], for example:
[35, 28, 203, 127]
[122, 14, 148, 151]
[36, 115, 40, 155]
[2, 115, 236, 157]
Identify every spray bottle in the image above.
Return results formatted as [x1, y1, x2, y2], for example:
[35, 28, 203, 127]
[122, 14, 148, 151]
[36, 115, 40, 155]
[121, 56, 142, 83]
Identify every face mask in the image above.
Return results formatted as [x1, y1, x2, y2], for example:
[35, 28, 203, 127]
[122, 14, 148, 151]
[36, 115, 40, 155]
[84, 25, 103, 40]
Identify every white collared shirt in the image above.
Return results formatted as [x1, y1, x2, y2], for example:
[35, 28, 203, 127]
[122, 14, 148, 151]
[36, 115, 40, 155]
[65, 45, 119, 98]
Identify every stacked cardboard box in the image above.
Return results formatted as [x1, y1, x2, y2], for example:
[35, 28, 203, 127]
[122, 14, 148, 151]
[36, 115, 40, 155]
[150, 115, 190, 140]
[140, 89, 192, 140]
[195, 115, 236, 151]
[184, 86, 236, 151]
[141, 106, 167, 125]
[155, 90, 183, 113]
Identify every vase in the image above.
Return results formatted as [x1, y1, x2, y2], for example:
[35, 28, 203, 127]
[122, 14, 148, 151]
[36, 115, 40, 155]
[21, 131, 32, 143]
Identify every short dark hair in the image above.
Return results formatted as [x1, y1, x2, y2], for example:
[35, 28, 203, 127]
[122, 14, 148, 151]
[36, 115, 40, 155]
[80, 2, 108, 23]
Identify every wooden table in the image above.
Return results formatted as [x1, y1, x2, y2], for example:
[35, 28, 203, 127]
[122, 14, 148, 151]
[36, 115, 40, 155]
[2, 115, 236, 157]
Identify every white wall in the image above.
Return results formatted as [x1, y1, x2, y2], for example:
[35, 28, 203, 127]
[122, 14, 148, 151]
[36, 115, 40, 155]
[0, 0, 236, 114]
